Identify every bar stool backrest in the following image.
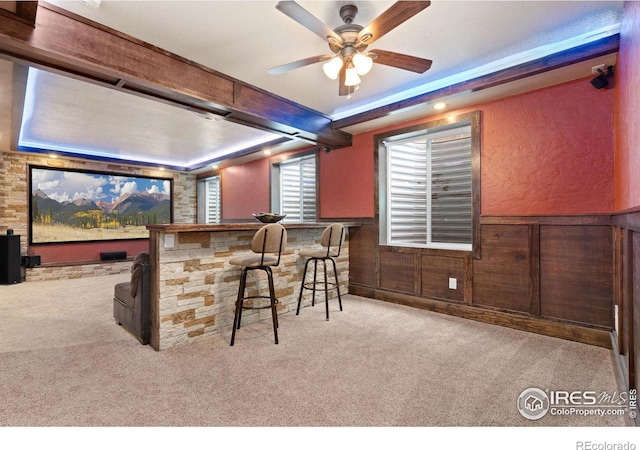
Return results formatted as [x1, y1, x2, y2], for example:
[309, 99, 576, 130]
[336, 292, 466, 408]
[320, 223, 344, 258]
[251, 223, 287, 265]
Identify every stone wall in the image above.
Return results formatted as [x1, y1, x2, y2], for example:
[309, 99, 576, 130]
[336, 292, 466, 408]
[0, 152, 197, 280]
[25, 260, 134, 281]
[152, 227, 349, 350]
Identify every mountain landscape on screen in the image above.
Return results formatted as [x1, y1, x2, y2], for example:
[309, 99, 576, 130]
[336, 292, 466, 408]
[30, 190, 171, 243]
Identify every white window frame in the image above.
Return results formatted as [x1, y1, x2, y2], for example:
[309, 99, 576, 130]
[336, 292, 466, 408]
[271, 153, 317, 223]
[377, 111, 480, 253]
[197, 174, 221, 224]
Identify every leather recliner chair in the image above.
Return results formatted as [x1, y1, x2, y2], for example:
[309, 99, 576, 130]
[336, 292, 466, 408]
[113, 251, 150, 344]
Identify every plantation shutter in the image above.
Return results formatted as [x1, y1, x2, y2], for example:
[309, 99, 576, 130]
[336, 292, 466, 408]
[430, 135, 472, 244]
[387, 140, 428, 244]
[279, 156, 316, 223]
[385, 127, 472, 247]
[204, 175, 221, 224]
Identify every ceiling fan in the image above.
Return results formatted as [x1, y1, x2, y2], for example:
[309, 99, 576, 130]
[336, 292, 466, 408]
[268, 1, 433, 96]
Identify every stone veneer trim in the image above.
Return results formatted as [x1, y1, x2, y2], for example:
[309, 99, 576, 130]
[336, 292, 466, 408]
[149, 226, 350, 351]
[0, 152, 196, 280]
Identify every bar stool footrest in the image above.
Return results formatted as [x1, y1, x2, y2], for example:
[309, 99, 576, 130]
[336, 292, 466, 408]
[302, 281, 338, 291]
[238, 295, 279, 310]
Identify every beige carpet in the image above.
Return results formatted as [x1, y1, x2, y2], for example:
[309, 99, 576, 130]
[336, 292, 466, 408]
[0, 273, 631, 428]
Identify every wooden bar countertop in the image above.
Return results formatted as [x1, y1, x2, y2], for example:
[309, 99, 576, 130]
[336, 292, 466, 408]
[147, 222, 361, 234]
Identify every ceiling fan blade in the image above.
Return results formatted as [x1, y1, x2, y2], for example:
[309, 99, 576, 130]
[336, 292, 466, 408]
[370, 49, 432, 73]
[357, 1, 431, 47]
[276, 1, 342, 44]
[338, 66, 349, 96]
[268, 55, 333, 75]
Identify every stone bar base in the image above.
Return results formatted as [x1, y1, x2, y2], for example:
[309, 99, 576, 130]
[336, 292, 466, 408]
[147, 223, 354, 350]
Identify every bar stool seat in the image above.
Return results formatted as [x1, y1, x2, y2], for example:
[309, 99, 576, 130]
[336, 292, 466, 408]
[229, 223, 287, 346]
[229, 254, 280, 267]
[296, 223, 345, 321]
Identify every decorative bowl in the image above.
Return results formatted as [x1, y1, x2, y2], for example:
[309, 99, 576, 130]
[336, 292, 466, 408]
[253, 212, 286, 223]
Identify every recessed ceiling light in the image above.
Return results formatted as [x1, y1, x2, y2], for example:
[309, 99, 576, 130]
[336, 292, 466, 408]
[80, 0, 101, 9]
[211, 164, 219, 169]
[263, 150, 272, 156]
[49, 153, 58, 159]
[433, 102, 447, 110]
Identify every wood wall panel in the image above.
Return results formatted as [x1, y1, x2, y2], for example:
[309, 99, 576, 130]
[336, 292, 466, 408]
[421, 255, 465, 302]
[472, 224, 531, 312]
[379, 249, 415, 294]
[350, 215, 616, 347]
[620, 228, 634, 388]
[347, 285, 612, 348]
[347, 222, 376, 288]
[611, 215, 640, 394]
[540, 225, 613, 327]
[632, 232, 640, 390]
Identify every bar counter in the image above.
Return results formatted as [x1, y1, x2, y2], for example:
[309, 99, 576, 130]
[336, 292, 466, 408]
[146, 222, 359, 350]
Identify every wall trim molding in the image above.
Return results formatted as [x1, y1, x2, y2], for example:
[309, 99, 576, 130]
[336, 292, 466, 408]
[349, 283, 612, 348]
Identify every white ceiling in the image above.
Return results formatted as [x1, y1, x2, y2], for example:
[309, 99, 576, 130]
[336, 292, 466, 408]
[4, 1, 624, 171]
[19, 67, 289, 168]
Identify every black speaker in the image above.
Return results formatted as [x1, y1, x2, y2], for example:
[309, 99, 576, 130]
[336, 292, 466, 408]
[21, 255, 41, 268]
[591, 65, 614, 90]
[0, 235, 21, 284]
[100, 251, 127, 261]
[590, 71, 609, 89]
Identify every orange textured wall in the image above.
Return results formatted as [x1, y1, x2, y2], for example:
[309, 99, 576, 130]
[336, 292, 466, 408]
[615, 1, 640, 212]
[222, 77, 614, 219]
[221, 158, 271, 220]
[219, 145, 375, 220]
[481, 79, 614, 215]
[319, 133, 375, 218]
[321, 78, 614, 217]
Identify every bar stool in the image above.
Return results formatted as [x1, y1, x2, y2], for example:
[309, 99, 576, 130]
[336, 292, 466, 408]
[229, 223, 287, 346]
[296, 223, 345, 321]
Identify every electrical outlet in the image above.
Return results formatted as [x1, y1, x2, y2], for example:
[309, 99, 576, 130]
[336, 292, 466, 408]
[449, 277, 457, 290]
[592, 64, 605, 74]
[164, 233, 175, 249]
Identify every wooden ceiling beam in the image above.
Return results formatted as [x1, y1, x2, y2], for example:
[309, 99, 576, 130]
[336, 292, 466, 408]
[0, 1, 352, 148]
[0, 1, 38, 26]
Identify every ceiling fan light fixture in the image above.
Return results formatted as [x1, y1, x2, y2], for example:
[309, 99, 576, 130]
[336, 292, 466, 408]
[344, 67, 361, 86]
[353, 53, 373, 76]
[322, 57, 343, 80]
[273, 1, 433, 97]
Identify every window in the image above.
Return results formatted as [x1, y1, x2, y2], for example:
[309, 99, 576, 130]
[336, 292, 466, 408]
[197, 175, 221, 224]
[377, 111, 480, 252]
[271, 154, 317, 222]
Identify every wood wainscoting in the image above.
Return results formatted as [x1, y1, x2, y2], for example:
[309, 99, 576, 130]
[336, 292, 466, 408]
[348, 215, 614, 349]
[613, 209, 640, 394]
